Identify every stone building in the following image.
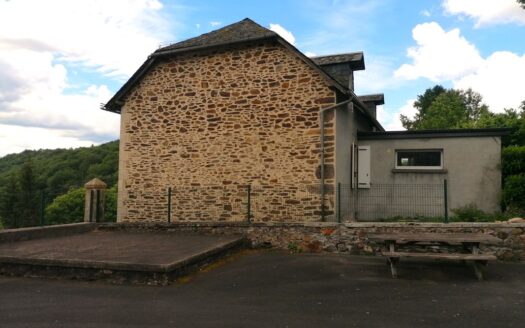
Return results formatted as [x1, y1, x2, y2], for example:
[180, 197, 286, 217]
[103, 18, 507, 223]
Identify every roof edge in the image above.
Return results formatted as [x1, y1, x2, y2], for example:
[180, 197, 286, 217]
[358, 128, 511, 140]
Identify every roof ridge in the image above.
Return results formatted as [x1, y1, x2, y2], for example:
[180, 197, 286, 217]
[155, 18, 276, 54]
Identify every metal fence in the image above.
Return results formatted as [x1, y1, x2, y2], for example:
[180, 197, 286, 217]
[341, 182, 447, 222]
[0, 187, 82, 229]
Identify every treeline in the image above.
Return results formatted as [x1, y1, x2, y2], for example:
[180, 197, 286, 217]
[404, 85, 525, 215]
[0, 141, 119, 228]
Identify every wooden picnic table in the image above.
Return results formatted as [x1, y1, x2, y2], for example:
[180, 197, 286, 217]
[368, 233, 501, 280]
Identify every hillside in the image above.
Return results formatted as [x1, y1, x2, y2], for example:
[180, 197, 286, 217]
[0, 140, 119, 188]
[0, 141, 119, 227]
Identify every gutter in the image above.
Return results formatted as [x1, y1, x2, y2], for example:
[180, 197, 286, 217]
[319, 99, 351, 221]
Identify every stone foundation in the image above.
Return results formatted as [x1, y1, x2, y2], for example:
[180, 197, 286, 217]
[100, 222, 525, 261]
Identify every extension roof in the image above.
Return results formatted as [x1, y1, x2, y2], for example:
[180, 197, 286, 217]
[358, 128, 511, 140]
[102, 18, 383, 131]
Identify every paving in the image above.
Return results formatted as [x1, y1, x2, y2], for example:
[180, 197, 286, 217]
[0, 230, 245, 283]
[0, 251, 524, 328]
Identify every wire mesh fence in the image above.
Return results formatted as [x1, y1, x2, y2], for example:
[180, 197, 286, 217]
[1, 181, 449, 228]
[340, 182, 447, 222]
[0, 187, 83, 229]
[120, 182, 448, 223]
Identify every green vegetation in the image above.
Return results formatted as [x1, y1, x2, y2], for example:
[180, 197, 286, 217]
[405, 85, 525, 217]
[0, 141, 119, 228]
[45, 185, 118, 225]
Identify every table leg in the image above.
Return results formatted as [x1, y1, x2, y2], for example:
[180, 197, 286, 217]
[472, 261, 483, 281]
[388, 257, 398, 279]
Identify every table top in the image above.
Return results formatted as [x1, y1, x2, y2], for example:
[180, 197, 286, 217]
[367, 232, 501, 244]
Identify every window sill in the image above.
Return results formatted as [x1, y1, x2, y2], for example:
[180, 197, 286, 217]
[392, 168, 448, 174]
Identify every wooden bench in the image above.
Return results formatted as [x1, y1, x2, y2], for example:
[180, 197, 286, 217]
[368, 233, 500, 280]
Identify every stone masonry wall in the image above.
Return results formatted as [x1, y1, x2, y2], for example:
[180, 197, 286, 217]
[118, 40, 337, 222]
[101, 222, 525, 261]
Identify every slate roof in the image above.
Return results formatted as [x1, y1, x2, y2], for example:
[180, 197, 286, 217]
[155, 18, 277, 55]
[358, 94, 385, 105]
[102, 18, 383, 130]
[311, 53, 365, 70]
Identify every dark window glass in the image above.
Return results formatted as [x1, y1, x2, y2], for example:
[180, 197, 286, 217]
[397, 151, 441, 167]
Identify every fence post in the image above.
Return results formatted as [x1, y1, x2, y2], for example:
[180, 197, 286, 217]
[167, 187, 172, 223]
[39, 190, 45, 226]
[246, 184, 251, 223]
[337, 183, 341, 223]
[444, 179, 449, 223]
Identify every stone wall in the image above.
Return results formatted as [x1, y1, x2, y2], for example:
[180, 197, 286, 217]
[100, 222, 525, 261]
[118, 40, 337, 222]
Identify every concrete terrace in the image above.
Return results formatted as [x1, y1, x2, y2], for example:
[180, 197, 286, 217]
[0, 227, 245, 284]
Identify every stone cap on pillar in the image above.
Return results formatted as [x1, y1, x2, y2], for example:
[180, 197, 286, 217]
[85, 178, 107, 190]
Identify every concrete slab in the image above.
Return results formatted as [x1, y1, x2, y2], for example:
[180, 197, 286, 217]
[0, 230, 246, 284]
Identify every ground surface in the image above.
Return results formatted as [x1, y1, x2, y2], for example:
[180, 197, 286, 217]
[0, 230, 242, 270]
[1, 251, 524, 328]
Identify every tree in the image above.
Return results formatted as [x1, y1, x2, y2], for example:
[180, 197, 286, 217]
[519, 0, 525, 9]
[18, 161, 39, 227]
[45, 187, 85, 225]
[402, 86, 490, 130]
[44, 185, 118, 225]
[0, 174, 20, 228]
[401, 85, 446, 130]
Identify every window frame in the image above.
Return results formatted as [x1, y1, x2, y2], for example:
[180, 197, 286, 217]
[394, 149, 444, 170]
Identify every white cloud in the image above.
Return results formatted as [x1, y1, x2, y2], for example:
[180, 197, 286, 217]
[421, 10, 431, 17]
[304, 51, 317, 57]
[269, 23, 296, 46]
[395, 22, 525, 112]
[378, 99, 417, 131]
[443, 0, 525, 27]
[0, 0, 172, 78]
[454, 51, 525, 111]
[395, 22, 483, 82]
[0, 0, 174, 156]
[210, 21, 222, 27]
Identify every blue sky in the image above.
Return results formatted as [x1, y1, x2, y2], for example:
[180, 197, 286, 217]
[1, 0, 525, 156]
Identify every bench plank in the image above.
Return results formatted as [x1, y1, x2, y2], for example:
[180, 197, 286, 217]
[381, 251, 497, 261]
[369, 233, 501, 244]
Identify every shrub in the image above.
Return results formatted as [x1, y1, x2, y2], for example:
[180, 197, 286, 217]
[502, 174, 525, 215]
[44, 185, 118, 225]
[502, 146, 525, 179]
[451, 204, 493, 222]
[45, 187, 85, 225]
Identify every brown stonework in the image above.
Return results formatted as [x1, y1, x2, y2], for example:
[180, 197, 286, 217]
[118, 41, 336, 222]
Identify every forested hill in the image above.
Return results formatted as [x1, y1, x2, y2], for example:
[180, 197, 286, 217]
[0, 140, 119, 190]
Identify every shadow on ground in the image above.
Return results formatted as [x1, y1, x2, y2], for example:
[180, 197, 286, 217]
[1, 250, 524, 328]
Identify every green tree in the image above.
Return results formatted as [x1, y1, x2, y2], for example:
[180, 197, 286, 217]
[18, 161, 39, 226]
[519, 0, 525, 9]
[401, 85, 446, 129]
[45, 187, 85, 225]
[464, 103, 525, 147]
[0, 174, 20, 228]
[402, 86, 492, 131]
[45, 185, 118, 225]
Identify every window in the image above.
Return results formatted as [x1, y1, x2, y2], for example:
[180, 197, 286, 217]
[395, 150, 443, 170]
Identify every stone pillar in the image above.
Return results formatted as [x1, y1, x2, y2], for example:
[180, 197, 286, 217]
[84, 178, 107, 223]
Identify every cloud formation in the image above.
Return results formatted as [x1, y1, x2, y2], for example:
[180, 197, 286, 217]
[0, 0, 173, 156]
[443, 0, 525, 27]
[395, 22, 525, 113]
[269, 23, 296, 45]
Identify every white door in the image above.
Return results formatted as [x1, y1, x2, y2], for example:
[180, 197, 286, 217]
[357, 145, 370, 189]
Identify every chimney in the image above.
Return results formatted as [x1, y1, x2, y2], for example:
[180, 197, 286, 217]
[311, 52, 365, 91]
[357, 94, 385, 119]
